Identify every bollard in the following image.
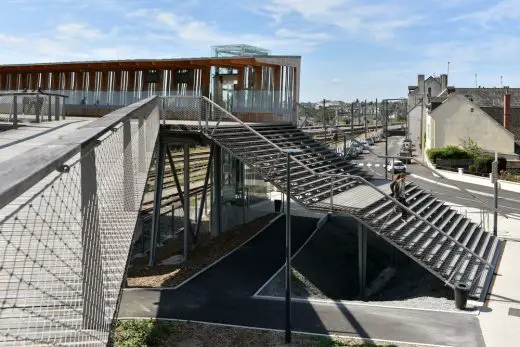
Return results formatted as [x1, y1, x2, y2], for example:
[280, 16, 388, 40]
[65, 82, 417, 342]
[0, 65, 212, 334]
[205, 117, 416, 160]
[454, 282, 470, 310]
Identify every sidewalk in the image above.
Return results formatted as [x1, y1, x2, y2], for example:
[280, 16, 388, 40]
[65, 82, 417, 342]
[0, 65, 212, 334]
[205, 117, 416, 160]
[444, 202, 520, 346]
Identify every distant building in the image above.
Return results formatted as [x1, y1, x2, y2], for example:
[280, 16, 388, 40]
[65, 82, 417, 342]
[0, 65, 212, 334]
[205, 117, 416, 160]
[407, 74, 449, 147]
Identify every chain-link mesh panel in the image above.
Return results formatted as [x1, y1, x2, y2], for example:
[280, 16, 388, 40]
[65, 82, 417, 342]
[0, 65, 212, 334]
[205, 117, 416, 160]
[0, 99, 159, 345]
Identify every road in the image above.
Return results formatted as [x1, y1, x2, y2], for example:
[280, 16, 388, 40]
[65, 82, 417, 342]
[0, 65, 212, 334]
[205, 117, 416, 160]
[351, 136, 520, 216]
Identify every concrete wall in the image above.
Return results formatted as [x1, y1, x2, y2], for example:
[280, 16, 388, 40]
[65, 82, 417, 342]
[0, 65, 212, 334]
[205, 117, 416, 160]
[429, 95, 515, 154]
[407, 105, 422, 145]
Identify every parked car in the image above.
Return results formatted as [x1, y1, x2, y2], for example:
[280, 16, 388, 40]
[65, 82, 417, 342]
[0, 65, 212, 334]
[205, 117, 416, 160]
[399, 149, 412, 164]
[366, 138, 375, 146]
[387, 160, 407, 173]
[351, 143, 364, 154]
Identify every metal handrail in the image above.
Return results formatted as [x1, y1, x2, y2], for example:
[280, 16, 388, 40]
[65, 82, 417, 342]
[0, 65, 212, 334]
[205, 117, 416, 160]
[0, 91, 69, 98]
[0, 96, 157, 210]
[192, 96, 493, 268]
[330, 124, 509, 219]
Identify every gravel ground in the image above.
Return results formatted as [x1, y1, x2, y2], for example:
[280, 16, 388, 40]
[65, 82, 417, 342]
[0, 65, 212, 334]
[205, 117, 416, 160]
[127, 213, 276, 287]
[115, 319, 423, 346]
[257, 220, 474, 312]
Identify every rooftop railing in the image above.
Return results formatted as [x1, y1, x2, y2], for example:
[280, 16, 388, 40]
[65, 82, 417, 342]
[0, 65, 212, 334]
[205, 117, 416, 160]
[0, 92, 67, 129]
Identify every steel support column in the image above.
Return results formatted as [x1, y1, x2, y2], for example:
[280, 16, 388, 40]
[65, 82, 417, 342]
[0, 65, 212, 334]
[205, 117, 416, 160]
[166, 146, 196, 241]
[196, 146, 214, 238]
[149, 140, 166, 266]
[80, 146, 105, 330]
[212, 146, 222, 237]
[183, 144, 190, 260]
[285, 152, 292, 344]
[358, 222, 367, 301]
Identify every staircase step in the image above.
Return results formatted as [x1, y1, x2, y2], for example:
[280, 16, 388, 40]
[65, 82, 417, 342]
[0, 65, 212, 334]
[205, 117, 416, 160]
[406, 206, 452, 256]
[303, 180, 358, 205]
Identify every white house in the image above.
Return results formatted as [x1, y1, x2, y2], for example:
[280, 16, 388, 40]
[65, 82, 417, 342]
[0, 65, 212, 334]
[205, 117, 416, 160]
[407, 74, 448, 148]
[425, 94, 515, 155]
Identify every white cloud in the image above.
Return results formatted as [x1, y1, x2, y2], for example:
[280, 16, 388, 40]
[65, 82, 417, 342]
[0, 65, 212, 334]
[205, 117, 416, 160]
[259, 0, 421, 41]
[452, 0, 520, 24]
[55, 23, 105, 40]
[275, 28, 330, 40]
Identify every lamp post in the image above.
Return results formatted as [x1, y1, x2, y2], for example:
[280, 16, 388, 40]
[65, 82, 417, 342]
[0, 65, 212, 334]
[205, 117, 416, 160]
[282, 148, 302, 344]
[381, 98, 408, 180]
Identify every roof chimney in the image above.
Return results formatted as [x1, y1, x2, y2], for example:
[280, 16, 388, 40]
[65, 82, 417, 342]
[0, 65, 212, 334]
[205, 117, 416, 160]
[418, 74, 425, 93]
[504, 87, 511, 130]
[440, 74, 448, 91]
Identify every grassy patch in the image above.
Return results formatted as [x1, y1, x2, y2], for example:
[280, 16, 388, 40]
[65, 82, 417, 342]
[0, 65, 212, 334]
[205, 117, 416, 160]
[114, 319, 406, 346]
[115, 320, 176, 347]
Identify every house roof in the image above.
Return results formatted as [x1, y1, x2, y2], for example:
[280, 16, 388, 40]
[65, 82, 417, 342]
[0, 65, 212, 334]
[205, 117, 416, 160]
[480, 106, 520, 143]
[439, 87, 520, 107]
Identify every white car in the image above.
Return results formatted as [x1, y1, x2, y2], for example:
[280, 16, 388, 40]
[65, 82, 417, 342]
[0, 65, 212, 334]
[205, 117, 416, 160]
[387, 160, 407, 173]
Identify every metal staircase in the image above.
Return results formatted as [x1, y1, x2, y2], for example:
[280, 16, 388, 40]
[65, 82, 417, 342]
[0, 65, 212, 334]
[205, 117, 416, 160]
[162, 96, 503, 299]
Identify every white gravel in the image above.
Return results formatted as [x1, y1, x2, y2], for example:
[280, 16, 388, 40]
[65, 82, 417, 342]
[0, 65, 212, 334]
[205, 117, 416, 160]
[257, 265, 480, 313]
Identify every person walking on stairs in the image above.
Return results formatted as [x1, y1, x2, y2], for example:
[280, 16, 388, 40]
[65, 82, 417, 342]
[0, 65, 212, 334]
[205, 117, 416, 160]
[391, 173, 408, 222]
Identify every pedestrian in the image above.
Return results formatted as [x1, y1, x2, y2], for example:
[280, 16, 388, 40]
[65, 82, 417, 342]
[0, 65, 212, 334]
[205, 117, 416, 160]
[391, 173, 408, 222]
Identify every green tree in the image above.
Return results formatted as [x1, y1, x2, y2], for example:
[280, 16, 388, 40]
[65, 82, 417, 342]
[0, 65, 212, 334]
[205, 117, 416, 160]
[461, 137, 483, 159]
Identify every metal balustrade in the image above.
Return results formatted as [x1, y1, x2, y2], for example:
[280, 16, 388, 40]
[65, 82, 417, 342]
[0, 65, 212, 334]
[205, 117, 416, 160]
[0, 92, 67, 129]
[0, 97, 159, 346]
[162, 95, 501, 298]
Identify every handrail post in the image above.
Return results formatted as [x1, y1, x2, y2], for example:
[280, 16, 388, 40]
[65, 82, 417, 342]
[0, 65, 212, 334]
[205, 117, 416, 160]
[13, 95, 18, 129]
[48, 95, 52, 121]
[329, 177, 334, 213]
[80, 147, 105, 330]
[55, 95, 60, 121]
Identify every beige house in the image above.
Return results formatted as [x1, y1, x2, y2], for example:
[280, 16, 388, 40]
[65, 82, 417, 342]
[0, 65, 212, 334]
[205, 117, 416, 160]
[425, 94, 515, 154]
[407, 74, 448, 148]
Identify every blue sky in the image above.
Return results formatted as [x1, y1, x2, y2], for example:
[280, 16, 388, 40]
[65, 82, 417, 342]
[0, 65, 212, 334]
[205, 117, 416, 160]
[1, 0, 519, 101]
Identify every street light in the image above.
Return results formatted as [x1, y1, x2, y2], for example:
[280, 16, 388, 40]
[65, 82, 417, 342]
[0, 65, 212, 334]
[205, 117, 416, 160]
[381, 98, 408, 180]
[282, 148, 302, 344]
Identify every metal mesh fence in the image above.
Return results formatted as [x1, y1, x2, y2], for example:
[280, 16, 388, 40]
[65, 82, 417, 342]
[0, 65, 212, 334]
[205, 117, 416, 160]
[0, 93, 66, 128]
[0, 98, 159, 345]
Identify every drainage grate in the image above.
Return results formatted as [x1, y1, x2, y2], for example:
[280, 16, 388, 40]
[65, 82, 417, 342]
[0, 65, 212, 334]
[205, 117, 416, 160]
[508, 307, 520, 317]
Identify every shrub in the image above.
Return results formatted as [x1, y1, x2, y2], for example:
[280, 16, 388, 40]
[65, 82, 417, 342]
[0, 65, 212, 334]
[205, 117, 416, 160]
[469, 165, 476, 173]
[500, 171, 520, 183]
[427, 146, 471, 162]
[474, 155, 494, 174]
[461, 137, 483, 159]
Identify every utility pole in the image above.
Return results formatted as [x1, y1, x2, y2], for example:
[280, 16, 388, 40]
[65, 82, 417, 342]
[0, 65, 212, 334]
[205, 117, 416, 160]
[357, 99, 361, 126]
[375, 98, 378, 129]
[322, 98, 327, 130]
[384, 100, 389, 180]
[364, 99, 367, 139]
[350, 101, 354, 134]
[404, 99, 409, 139]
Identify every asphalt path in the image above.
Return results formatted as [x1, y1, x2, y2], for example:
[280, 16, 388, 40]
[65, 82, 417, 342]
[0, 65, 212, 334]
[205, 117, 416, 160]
[351, 136, 520, 216]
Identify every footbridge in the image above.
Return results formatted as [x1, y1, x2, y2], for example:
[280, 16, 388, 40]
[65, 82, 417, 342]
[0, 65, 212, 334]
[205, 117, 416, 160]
[0, 95, 503, 345]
